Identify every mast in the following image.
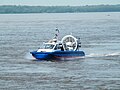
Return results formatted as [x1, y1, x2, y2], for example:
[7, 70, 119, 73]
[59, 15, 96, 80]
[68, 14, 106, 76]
[54, 27, 60, 40]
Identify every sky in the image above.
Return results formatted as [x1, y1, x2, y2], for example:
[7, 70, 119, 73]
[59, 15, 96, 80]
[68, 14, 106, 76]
[0, 0, 120, 6]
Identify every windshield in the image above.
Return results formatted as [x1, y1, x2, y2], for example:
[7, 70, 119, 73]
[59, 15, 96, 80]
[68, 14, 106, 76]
[44, 44, 55, 49]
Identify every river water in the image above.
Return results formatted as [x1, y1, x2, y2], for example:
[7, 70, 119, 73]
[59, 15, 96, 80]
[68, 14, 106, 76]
[0, 12, 120, 90]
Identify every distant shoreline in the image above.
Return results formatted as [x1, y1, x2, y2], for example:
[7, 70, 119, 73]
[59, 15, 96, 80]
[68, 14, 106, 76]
[0, 4, 120, 14]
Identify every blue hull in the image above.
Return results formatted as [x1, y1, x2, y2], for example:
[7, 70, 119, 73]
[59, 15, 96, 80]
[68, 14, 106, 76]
[30, 51, 85, 61]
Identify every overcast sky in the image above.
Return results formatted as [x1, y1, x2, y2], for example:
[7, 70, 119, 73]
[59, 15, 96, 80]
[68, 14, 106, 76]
[0, 0, 120, 6]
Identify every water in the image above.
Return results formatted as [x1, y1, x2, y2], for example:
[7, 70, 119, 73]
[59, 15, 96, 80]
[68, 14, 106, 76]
[0, 12, 120, 90]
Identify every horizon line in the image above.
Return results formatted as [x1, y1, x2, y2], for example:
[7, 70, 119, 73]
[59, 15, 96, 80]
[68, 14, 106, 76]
[0, 4, 120, 7]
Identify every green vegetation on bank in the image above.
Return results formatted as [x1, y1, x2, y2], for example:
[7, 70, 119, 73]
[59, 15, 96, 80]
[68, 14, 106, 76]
[0, 5, 120, 13]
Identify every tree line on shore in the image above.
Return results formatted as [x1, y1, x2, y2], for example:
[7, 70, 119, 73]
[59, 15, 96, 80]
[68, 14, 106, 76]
[0, 5, 120, 13]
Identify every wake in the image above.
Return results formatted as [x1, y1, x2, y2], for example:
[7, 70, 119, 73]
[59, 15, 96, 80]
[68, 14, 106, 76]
[86, 52, 120, 58]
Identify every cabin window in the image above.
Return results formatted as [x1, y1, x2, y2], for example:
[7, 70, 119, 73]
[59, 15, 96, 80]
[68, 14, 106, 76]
[54, 44, 61, 50]
[44, 44, 54, 49]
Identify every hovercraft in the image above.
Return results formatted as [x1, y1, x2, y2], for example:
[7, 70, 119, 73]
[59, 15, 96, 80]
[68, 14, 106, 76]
[30, 29, 85, 61]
